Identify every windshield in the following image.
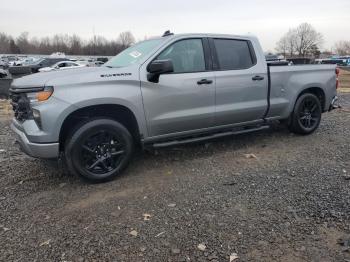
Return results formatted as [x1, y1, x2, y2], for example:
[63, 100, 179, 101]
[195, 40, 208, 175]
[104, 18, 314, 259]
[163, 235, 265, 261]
[104, 38, 163, 68]
[34, 58, 45, 65]
[51, 62, 61, 68]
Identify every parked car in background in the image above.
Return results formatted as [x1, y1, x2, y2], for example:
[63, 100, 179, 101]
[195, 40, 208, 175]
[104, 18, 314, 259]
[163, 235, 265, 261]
[0, 69, 12, 99]
[74, 59, 92, 67]
[97, 57, 109, 63]
[27, 57, 68, 73]
[13, 57, 39, 66]
[94, 61, 105, 67]
[10, 32, 338, 182]
[265, 54, 289, 66]
[0, 60, 7, 69]
[3, 56, 19, 66]
[320, 59, 347, 66]
[316, 57, 349, 66]
[39, 61, 86, 72]
[338, 56, 350, 66]
[287, 58, 313, 65]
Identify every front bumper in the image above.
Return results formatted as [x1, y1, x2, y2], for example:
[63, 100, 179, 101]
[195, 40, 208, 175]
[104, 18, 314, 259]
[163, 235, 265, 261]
[11, 122, 59, 159]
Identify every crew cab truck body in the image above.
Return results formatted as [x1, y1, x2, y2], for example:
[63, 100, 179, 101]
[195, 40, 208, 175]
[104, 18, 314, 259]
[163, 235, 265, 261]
[10, 33, 338, 181]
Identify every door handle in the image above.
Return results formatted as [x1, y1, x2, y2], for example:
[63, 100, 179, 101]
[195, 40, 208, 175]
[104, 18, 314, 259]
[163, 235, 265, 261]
[197, 79, 213, 85]
[252, 75, 264, 81]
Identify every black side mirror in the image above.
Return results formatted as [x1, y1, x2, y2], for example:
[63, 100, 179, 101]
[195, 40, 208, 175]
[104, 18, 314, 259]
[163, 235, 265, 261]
[147, 59, 174, 83]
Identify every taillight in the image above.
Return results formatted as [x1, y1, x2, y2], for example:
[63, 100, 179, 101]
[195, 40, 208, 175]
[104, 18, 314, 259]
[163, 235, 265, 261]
[336, 67, 340, 89]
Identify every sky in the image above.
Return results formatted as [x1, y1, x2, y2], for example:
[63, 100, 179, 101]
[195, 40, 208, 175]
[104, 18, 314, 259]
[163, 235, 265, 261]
[1, 0, 349, 52]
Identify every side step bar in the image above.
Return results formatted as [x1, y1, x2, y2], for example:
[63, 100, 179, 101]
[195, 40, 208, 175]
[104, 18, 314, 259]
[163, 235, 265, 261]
[152, 125, 270, 148]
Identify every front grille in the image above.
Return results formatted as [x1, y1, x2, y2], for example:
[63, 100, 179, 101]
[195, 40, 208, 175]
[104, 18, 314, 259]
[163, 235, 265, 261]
[9, 92, 32, 121]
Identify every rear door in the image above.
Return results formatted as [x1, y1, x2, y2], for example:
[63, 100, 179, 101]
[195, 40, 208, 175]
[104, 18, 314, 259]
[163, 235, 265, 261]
[210, 38, 268, 125]
[140, 38, 215, 137]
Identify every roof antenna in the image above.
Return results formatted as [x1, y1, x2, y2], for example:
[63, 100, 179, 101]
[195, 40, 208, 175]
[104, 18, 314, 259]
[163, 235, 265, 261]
[162, 30, 174, 37]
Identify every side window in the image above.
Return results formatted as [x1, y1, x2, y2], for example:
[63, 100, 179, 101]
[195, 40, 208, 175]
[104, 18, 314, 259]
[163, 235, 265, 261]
[157, 39, 206, 73]
[213, 39, 255, 70]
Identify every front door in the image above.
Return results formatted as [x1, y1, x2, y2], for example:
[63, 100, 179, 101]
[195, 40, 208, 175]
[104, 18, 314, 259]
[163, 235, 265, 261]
[140, 38, 215, 137]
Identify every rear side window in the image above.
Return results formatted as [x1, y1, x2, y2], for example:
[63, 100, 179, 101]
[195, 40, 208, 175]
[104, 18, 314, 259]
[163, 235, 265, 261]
[157, 39, 206, 73]
[213, 39, 255, 70]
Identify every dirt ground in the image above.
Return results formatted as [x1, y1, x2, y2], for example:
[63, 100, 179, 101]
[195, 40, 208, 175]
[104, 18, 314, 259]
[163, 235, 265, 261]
[0, 94, 350, 262]
[340, 69, 350, 90]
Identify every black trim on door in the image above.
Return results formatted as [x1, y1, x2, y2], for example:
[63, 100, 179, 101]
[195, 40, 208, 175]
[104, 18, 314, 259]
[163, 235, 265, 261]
[247, 40, 257, 65]
[208, 38, 219, 71]
[202, 38, 213, 71]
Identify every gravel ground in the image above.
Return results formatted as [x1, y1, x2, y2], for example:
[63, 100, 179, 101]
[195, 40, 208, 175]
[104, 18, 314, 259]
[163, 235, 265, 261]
[1, 94, 350, 262]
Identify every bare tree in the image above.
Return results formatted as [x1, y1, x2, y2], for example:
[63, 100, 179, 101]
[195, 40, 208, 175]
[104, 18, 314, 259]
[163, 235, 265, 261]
[51, 34, 69, 53]
[0, 31, 135, 56]
[276, 29, 297, 57]
[295, 23, 323, 57]
[0, 33, 11, 53]
[276, 35, 288, 57]
[69, 34, 83, 55]
[9, 39, 20, 54]
[118, 31, 135, 49]
[16, 32, 30, 53]
[29, 37, 40, 54]
[333, 40, 350, 55]
[39, 37, 53, 54]
[309, 44, 321, 58]
[276, 23, 323, 58]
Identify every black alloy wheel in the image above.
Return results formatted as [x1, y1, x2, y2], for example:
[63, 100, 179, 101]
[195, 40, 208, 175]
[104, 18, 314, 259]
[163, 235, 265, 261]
[297, 96, 321, 130]
[289, 93, 322, 135]
[65, 118, 133, 182]
[79, 130, 126, 175]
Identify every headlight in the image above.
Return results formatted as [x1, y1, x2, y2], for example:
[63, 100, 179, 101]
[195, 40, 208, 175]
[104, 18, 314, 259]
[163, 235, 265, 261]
[27, 86, 54, 103]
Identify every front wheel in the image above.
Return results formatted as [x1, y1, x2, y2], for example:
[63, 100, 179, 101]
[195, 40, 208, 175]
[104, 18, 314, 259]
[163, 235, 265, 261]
[64, 118, 134, 182]
[288, 93, 322, 135]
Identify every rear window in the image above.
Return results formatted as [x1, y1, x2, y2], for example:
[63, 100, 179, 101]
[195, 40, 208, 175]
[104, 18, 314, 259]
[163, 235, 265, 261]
[213, 39, 255, 70]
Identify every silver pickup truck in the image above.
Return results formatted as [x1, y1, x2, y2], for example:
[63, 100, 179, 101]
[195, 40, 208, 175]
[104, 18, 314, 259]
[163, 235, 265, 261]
[10, 32, 339, 182]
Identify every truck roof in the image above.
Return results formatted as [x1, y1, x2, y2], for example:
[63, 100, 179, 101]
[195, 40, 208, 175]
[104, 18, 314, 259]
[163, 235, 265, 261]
[148, 33, 257, 42]
[162, 33, 256, 39]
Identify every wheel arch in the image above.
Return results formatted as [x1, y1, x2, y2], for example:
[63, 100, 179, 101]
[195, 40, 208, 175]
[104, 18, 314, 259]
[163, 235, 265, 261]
[294, 86, 326, 112]
[59, 104, 142, 151]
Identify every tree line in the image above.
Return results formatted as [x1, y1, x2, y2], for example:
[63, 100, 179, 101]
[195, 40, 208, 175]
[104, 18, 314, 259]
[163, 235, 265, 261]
[1, 25, 349, 57]
[0, 31, 136, 56]
[333, 41, 350, 56]
[275, 22, 350, 58]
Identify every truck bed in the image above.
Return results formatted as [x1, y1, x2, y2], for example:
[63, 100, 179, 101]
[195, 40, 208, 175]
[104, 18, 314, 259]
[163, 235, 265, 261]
[267, 64, 337, 119]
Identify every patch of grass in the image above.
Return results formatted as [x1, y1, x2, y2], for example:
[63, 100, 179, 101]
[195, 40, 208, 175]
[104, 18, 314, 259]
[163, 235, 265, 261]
[339, 69, 350, 89]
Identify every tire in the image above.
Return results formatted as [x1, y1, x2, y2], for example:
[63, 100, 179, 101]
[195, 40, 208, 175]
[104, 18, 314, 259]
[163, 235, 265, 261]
[288, 93, 322, 135]
[64, 118, 134, 182]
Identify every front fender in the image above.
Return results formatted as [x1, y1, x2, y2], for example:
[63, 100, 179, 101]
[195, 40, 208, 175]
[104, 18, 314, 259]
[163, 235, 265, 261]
[71, 97, 148, 137]
[51, 81, 148, 139]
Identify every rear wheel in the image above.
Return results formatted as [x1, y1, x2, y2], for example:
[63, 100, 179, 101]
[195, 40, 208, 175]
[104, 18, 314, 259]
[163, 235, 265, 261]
[288, 93, 322, 135]
[64, 118, 133, 182]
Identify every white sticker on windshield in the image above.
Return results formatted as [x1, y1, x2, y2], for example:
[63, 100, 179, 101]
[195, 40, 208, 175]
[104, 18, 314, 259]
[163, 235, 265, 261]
[129, 51, 142, 58]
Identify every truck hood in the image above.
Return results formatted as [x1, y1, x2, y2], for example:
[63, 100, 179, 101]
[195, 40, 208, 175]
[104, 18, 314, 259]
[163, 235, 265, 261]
[12, 66, 137, 88]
